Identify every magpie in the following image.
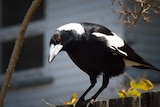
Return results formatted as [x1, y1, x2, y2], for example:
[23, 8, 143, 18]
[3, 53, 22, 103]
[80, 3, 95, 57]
[48, 22, 160, 104]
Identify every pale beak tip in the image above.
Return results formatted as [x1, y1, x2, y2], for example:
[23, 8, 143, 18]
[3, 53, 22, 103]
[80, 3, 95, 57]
[48, 55, 54, 63]
[48, 57, 51, 63]
[48, 44, 63, 63]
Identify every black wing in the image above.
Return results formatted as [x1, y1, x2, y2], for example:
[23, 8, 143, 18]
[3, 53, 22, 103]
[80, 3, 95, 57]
[83, 22, 160, 71]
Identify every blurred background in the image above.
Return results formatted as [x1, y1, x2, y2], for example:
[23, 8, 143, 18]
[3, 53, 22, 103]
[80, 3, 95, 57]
[0, 0, 160, 107]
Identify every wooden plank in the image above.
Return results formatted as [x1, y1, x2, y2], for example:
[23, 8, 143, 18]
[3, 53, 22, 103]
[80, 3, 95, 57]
[88, 101, 107, 107]
[109, 97, 139, 107]
[141, 91, 160, 107]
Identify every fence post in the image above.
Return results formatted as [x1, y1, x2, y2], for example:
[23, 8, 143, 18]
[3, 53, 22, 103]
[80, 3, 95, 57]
[109, 97, 140, 107]
[141, 91, 160, 107]
[88, 101, 107, 107]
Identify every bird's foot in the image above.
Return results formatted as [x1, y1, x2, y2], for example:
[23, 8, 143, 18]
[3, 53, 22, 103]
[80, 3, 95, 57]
[87, 98, 95, 103]
[75, 98, 89, 107]
[75, 98, 95, 107]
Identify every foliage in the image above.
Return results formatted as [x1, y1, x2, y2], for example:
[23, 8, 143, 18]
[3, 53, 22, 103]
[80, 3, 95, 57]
[118, 79, 154, 98]
[62, 93, 79, 106]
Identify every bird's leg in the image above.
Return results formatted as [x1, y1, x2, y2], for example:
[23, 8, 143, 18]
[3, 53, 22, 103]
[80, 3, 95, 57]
[79, 76, 97, 101]
[89, 74, 109, 100]
[76, 76, 96, 107]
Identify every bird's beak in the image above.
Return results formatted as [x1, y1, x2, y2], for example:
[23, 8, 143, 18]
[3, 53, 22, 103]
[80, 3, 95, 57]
[48, 44, 63, 63]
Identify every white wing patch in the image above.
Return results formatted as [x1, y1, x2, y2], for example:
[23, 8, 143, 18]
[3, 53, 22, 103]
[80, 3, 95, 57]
[57, 23, 85, 35]
[92, 32, 128, 56]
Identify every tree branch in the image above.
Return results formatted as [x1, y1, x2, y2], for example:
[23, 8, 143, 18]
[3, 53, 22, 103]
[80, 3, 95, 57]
[0, 0, 41, 106]
[112, 0, 160, 27]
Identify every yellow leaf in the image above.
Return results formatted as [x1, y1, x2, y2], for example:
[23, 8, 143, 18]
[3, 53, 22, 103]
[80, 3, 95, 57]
[118, 89, 127, 98]
[130, 79, 154, 91]
[63, 93, 79, 105]
[70, 93, 79, 103]
[126, 88, 141, 97]
[118, 88, 140, 98]
[64, 102, 73, 105]
[142, 79, 154, 89]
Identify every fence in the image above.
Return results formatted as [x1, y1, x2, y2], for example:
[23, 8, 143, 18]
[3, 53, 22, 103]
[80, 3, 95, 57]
[55, 90, 160, 107]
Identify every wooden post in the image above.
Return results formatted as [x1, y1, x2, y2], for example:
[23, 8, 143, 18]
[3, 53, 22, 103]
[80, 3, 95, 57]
[88, 101, 107, 107]
[141, 91, 160, 107]
[109, 97, 139, 107]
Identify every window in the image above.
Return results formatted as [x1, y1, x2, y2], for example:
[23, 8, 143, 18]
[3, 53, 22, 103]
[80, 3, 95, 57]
[1, 0, 45, 27]
[1, 34, 44, 73]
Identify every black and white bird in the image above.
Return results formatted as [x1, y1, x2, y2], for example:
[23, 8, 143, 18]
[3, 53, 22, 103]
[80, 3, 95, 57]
[49, 22, 160, 104]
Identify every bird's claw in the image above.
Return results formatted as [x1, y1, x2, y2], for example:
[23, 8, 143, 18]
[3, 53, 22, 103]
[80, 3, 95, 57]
[87, 98, 95, 103]
[75, 98, 95, 107]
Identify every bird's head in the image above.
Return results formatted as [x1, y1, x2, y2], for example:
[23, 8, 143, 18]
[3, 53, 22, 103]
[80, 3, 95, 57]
[48, 23, 85, 63]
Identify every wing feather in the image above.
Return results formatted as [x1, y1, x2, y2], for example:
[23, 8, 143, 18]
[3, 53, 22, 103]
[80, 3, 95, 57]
[92, 31, 154, 67]
[89, 23, 160, 71]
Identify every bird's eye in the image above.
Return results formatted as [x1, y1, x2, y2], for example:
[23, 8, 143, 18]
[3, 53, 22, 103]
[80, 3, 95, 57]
[55, 35, 61, 43]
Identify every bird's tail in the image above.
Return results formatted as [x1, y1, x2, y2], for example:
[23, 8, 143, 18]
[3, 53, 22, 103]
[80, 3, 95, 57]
[133, 64, 160, 72]
[150, 66, 160, 71]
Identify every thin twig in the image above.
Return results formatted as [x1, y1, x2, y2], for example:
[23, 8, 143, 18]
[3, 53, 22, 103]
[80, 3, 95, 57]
[112, 0, 160, 27]
[0, 0, 41, 107]
[132, 0, 152, 27]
